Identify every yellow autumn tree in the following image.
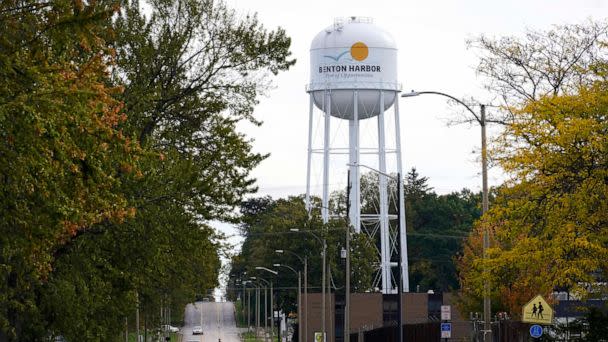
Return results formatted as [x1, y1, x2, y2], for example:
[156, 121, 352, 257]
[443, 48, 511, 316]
[458, 78, 608, 316]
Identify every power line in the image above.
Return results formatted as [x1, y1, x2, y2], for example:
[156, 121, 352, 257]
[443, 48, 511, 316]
[240, 228, 470, 240]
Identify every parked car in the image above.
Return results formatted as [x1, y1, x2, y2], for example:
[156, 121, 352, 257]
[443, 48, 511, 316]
[161, 324, 179, 333]
[192, 325, 203, 335]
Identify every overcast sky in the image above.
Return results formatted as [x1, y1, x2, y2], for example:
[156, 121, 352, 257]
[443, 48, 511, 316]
[222, 0, 606, 198]
[212, 0, 607, 297]
[213, 0, 607, 254]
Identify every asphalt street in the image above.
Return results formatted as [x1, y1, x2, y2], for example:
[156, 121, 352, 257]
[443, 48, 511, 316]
[181, 301, 241, 342]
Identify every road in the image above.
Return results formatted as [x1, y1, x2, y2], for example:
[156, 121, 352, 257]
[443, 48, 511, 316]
[181, 301, 242, 342]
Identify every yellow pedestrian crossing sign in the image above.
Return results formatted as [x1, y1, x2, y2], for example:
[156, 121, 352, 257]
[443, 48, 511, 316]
[522, 295, 553, 324]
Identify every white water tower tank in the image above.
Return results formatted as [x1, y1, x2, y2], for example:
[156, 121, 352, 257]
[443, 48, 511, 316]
[308, 17, 399, 120]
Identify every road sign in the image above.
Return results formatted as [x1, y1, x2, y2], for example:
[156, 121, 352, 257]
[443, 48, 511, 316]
[522, 295, 553, 324]
[440, 323, 452, 338]
[530, 324, 543, 338]
[441, 305, 451, 320]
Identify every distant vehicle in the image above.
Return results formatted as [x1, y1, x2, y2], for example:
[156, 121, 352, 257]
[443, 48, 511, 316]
[161, 324, 179, 333]
[192, 325, 203, 335]
[203, 297, 210, 302]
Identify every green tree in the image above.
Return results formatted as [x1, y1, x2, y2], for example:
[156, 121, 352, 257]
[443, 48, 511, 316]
[39, 0, 295, 338]
[228, 195, 376, 318]
[1, 0, 295, 339]
[0, 1, 139, 339]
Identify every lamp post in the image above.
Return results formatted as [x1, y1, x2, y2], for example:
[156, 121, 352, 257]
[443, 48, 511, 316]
[250, 277, 263, 338]
[244, 280, 254, 332]
[251, 276, 271, 341]
[241, 272, 247, 326]
[347, 162, 404, 342]
[401, 90, 491, 341]
[274, 263, 301, 342]
[256, 267, 278, 342]
[290, 228, 327, 342]
[276, 250, 307, 342]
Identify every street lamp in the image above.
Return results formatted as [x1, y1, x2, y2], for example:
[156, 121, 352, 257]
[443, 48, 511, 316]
[249, 277, 264, 337]
[401, 90, 491, 341]
[347, 162, 404, 342]
[276, 250, 308, 342]
[243, 280, 254, 332]
[289, 228, 327, 341]
[256, 267, 278, 342]
[274, 263, 301, 342]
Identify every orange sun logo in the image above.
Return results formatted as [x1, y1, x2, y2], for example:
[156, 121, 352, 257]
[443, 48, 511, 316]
[350, 42, 368, 61]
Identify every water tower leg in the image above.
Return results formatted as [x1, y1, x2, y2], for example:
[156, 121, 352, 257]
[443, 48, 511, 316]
[394, 97, 409, 292]
[306, 93, 314, 214]
[378, 90, 391, 294]
[348, 90, 360, 233]
[322, 90, 331, 223]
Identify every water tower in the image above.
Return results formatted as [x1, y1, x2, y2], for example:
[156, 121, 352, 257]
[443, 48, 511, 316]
[305, 17, 408, 294]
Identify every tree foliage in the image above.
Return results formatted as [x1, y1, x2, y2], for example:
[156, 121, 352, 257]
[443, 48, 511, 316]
[467, 20, 608, 123]
[229, 169, 481, 318]
[0, 0, 294, 339]
[0, 1, 138, 339]
[458, 26, 608, 315]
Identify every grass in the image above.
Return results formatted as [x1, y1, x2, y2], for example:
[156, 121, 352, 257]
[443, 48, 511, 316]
[127, 331, 179, 342]
[240, 331, 264, 342]
[235, 299, 248, 328]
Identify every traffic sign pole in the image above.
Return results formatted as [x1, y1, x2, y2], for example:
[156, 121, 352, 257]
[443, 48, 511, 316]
[441, 305, 452, 341]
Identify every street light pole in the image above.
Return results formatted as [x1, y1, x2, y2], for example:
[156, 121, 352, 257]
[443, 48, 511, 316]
[274, 263, 301, 342]
[345, 171, 351, 342]
[401, 91, 491, 341]
[256, 267, 278, 342]
[247, 285, 252, 331]
[480, 104, 491, 341]
[250, 277, 262, 338]
[290, 228, 326, 341]
[253, 277, 270, 341]
[396, 173, 403, 342]
[276, 250, 307, 342]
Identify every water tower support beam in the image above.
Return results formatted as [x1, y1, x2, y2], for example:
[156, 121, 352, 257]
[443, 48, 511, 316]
[378, 90, 391, 294]
[322, 90, 331, 223]
[348, 90, 361, 233]
[394, 97, 409, 292]
[306, 93, 314, 214]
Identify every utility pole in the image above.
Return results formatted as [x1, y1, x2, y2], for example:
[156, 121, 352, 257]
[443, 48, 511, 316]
[298, 271, 302, 342]
[401, 91, 492, 341]
[322, 239, 327, 342]
[135, 292, 140, 342]
[481, 104, 491, 342]
[257, 285, 260, 336]
[397, 173, 403, 342]
[265, 286, 268, 340]
[270, 281, 274, 342]
[304, 257, 308, 342]
[345, 171, 351, 342]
